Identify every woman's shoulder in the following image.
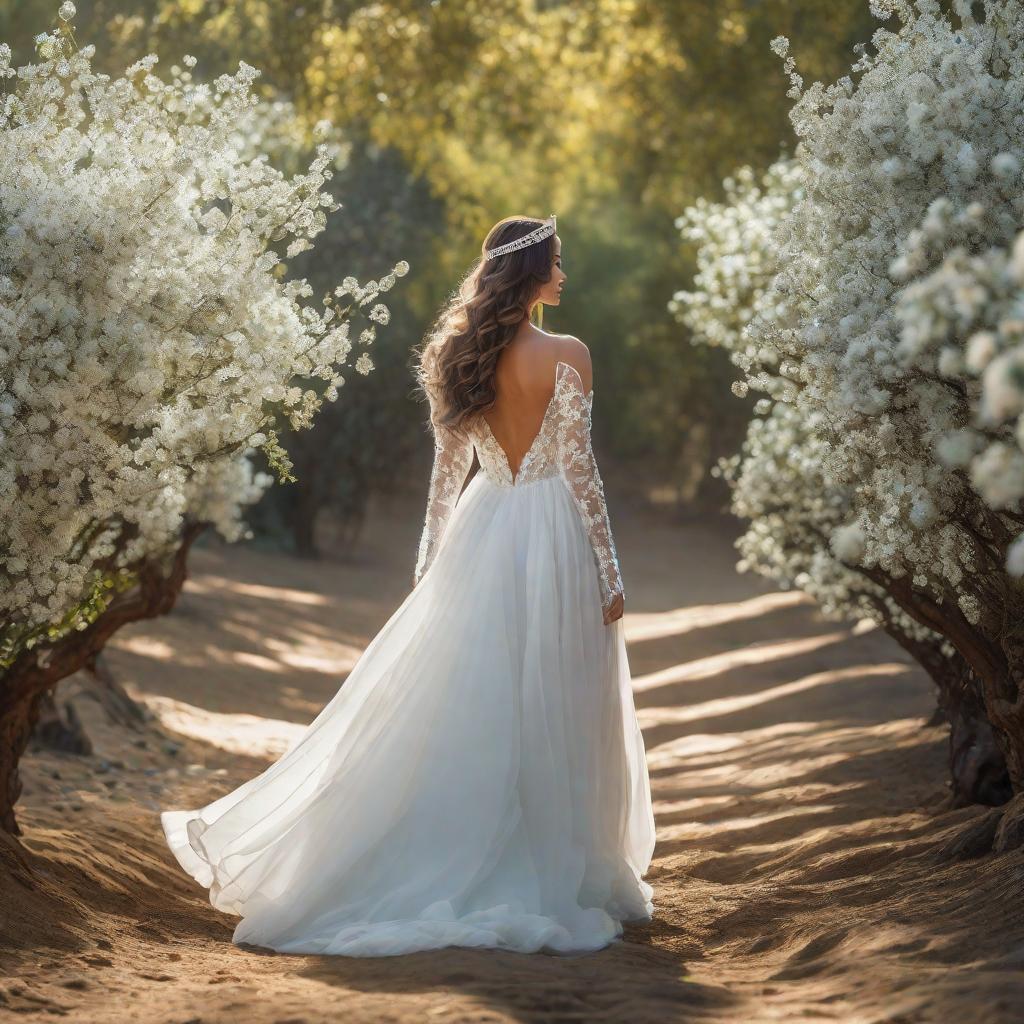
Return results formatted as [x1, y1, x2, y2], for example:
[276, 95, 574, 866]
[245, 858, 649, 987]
[511, 327, 592, 392]
[550, 334, 592, 393]
[525, 327, 589, 366]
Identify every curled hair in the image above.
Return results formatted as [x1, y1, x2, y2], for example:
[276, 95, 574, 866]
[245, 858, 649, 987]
[413, 216, 555, 435]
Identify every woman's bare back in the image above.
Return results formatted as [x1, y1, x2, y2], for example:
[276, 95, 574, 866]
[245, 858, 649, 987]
[482, 326, 591, 481]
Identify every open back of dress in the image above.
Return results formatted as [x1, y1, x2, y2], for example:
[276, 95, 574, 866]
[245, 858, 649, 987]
[416, 360, 625, 608]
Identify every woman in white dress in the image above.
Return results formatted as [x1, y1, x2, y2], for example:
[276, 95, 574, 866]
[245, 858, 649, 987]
[161, 214, 656, 957]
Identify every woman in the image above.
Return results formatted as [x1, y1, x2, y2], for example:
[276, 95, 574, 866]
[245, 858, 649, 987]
[161, 214, 656, 957]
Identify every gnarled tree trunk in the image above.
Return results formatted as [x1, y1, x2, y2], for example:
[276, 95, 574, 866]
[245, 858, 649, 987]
[0, 521, 206, 836]
[861, 564, 1019, 800]
[898, 635, 1010, 807]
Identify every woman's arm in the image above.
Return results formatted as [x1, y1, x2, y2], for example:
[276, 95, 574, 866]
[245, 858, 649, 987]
[553, 357, 625, 619]
[413, 401, 474, 585]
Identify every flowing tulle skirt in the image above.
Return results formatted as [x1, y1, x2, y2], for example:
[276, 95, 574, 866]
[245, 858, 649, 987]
[161, 470, 656, 956]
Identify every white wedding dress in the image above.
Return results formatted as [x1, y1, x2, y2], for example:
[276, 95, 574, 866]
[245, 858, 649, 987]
[161, 359, 655, 957]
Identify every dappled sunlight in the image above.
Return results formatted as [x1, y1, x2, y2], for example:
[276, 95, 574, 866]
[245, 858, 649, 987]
[232, 651, 289, 674]
[208, 604, 357, 646]
[649, 720, 929, 773]
[185, 575, 332, 607]
[652, 750, 852, 789]
[262, 635, 364, 675]
[623, 590, 811, 644]
[216, 616, 293, 648]
[644, 708, 948, 897]
[193, 619, 361, 678]
[142, 694, 306, 758]
[112, 631, 299, 675]
[632, 629, 851, 693]
[647, 731, 751, 761]
[637, 663, 910, 732]
[653, 780, 869, 834]
[112, 635, 177, 662]
[754, 780, 867, 805]
[125, 632, 346, 717]
[18, 505, 1016, 1024]
[653, 793, 735, 817]
[656, 804, 837, 842]
[696, 808, 950, 872]
[107, 549, 383, 721]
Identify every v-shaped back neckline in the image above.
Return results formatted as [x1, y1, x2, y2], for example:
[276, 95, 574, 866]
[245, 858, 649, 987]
[478, 359, 592, 486]
[480, 388, 557, 486]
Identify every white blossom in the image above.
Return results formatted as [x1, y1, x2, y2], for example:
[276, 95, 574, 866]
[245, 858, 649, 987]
[750, 0, 1024, 624]
[970, 443, 1024, 509]
[0, 26, 407, 654]
[966, 332, 998, 373]
[681, 2, 1024, 668]
[676, 159, 932, 644]
[831, 523, 865, 564]
[981, 349, 1024, 423]
[992, 152, 1020, 180]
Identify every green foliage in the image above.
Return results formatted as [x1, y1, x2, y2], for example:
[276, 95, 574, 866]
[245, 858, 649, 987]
[0, 0, 882, 512]
[0, 569, 136, 670]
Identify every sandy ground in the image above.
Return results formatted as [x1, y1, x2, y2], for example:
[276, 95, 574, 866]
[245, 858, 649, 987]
[3, 490, 1024, 1024]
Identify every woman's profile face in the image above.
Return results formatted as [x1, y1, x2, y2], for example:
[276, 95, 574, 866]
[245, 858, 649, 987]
[535, 234, 565, 308]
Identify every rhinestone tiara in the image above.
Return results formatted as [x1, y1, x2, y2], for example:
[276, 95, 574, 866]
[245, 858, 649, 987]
[483, 214, 556, 261]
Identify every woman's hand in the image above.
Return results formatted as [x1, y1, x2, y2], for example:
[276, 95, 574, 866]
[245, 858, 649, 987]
[602, 591, 624, 625]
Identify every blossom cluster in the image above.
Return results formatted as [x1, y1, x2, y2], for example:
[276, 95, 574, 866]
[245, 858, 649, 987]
[750, 0, 1024, 628]
[671, 161, 803, 368]
[0, 17, 408, 648]
[896, 226, 1024, 575]
[675, 160, 935, 645]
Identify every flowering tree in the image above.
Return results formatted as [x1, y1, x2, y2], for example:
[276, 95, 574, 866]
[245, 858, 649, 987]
[747, 0, 1024, 806]
[673, 0, 1024, 814]
[0, 7, 407, 834]
[675, 159, 1010, 805]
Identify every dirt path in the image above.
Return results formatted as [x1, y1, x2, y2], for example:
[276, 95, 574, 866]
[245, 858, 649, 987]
[3, 492, 1024, 1023]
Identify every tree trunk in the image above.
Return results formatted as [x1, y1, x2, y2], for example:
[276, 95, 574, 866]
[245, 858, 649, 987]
[0, 521, 206, 837]
[975, 673, 1024, 796]
[882, 625, 1010, 807]
[937, 657, 1012, 808]
[857, 564, 1023, 797]
[904, 608, 1022, 797]
[0, 688, 44, 835]
[291, 479, 321, 560]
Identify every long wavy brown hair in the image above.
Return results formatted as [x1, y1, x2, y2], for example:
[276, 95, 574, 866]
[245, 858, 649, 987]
[413, 216, 556, 436]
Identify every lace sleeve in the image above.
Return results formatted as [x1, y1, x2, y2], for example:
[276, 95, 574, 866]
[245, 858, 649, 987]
[414, 394, 474, 585]
[553, 360, 625, 608]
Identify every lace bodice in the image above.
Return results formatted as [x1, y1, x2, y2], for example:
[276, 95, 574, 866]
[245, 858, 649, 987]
[414, 360, 625, 608]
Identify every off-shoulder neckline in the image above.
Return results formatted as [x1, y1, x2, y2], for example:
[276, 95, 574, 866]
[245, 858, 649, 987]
[554, 359, 595, 398]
